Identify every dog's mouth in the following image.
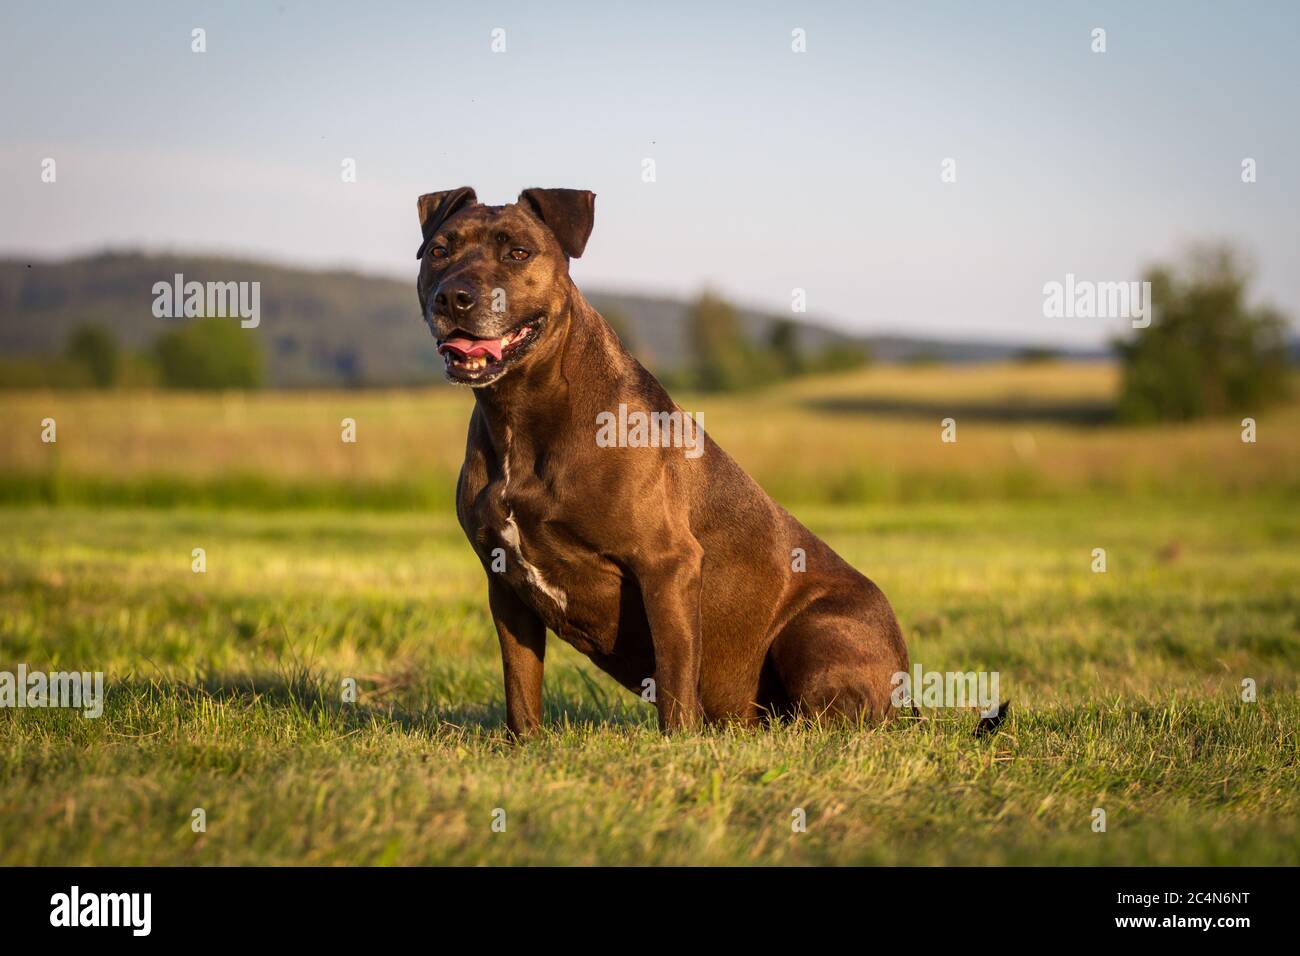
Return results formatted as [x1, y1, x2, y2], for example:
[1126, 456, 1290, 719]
[436, 315, 545, 385]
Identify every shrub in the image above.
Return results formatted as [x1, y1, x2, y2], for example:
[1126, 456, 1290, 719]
[65, 323, 119, 387]
[1116, 245, 1290, 422]
[154, 318, 264, 390]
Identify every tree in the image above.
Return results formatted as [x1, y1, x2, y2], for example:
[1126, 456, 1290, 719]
[154, 318, 264, 389]
[767, 319, 806, 377]
[1115, 245, 1290, 422]
[687, 290, 751, 391]
[65, 323, 119, 387]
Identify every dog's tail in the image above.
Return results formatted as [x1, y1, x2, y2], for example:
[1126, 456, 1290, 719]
[974, 700, 1011, 738]
[903, 700, 1011, 737]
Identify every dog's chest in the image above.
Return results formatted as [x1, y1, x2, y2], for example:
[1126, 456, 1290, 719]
[496, 505, 568, 613]
[476, 446, 569, 616]
[462, 426, 647, 667]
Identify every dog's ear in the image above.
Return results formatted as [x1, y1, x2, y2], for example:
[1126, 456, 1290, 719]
[518, 188, 596, 259]
[416, 187, 477, 259]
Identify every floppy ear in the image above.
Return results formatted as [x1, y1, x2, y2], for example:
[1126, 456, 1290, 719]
[415, 186, 477, 259]
[518, 188, 596, 259]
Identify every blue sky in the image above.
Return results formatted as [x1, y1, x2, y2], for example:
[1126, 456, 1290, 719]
[2, 0, 1297, 346]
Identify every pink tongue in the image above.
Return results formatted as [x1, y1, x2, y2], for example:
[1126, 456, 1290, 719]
[438, 337, 503, 361]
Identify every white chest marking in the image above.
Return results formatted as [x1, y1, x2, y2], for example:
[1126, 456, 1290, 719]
[500, 513, 568, 611]
[499, 428, 568, 612]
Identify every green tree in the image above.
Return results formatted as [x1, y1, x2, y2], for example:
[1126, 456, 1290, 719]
[688, 290, 751, 391]
[767, 318, 806, 377]
[155, 318, 264, 390]
[1116, 245, 1290, 422]
[65, 323, 119, 387]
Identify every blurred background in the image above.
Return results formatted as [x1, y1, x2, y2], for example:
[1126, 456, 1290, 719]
[1, 0, 1297, 504]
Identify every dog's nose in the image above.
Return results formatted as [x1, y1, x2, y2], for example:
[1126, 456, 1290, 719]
[435, 281, 477, 316]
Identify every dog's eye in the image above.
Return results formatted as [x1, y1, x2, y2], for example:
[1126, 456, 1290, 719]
[430, 245, 449, 259]
[509, 248, 530, 261]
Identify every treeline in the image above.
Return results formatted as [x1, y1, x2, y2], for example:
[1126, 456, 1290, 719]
[0, 318, 264, 390]
[3, 291, 867, 394]
[658, 290, 871, 392]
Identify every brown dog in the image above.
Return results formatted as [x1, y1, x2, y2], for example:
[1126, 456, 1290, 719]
[416, 186, 909, 735]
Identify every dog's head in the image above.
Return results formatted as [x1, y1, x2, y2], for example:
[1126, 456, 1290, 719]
[416, 187, 595, 387]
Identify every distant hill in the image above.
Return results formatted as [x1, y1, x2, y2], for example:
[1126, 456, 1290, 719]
[0, 251, 1099, 388]
[1, 252, 434, 388]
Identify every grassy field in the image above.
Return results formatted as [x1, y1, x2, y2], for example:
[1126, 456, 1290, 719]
[1, 363, 1298, 865]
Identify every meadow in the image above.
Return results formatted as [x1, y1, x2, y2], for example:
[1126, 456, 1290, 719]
[1, 362, 1297, 865]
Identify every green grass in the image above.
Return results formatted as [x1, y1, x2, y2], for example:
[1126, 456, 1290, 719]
[3, 364, 1297, 864]
[2, 498, 1297, 865]
[5, 364, 1300, 509]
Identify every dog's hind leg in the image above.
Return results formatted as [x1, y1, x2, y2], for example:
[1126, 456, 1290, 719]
[766, 586, 909, 724]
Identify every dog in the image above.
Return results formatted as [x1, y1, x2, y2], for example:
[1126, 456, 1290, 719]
[416, 186, 910, 735]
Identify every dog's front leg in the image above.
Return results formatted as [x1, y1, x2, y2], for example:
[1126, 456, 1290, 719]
[636, 544, 704, 732]
[488, 576, 547, 738]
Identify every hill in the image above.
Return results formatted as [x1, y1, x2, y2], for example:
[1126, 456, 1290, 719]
[1, 251, 1083, 388]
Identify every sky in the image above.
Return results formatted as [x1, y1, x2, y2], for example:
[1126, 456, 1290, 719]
[2, 0, 1297, 347]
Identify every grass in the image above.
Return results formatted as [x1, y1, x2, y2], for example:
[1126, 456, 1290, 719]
[3, 363, 1299, 507]
[1, 363, 1298, 865]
